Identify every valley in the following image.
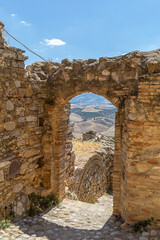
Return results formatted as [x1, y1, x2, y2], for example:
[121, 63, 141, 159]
[70, 93, 117, 138]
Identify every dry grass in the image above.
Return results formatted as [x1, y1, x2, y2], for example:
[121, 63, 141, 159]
[72, 140, 102, 154]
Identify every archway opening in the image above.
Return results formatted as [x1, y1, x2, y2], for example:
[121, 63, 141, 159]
[64, 92, 117, 228]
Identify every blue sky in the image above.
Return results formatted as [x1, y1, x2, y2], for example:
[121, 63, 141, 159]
[0, 0, 160, 65]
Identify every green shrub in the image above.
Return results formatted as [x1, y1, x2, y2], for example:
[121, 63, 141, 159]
[26, 193, 60, 217]
[0, 219, 10, 229]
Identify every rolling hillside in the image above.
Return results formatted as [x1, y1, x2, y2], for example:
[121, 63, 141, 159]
[71, 92, 114, 106]
[70, 93, 116, 137]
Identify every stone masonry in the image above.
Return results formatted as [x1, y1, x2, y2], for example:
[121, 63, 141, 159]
[0, 23, 160, 224]
[72, 134, 114, 202]
[74, 153, 107, 203]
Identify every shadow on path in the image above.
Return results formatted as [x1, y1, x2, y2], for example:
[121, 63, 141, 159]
[13, 214, 137, 240]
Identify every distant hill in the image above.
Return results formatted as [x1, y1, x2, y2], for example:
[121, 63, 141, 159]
[70, 93, 116, 137]
[71, 93, 114, 107]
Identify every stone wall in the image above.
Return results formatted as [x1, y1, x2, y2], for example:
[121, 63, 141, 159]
[0, 27, 62, 217]
[72, 135, 114, 202]
[45, 49, 160, 224]
[96, 135, 114, 191]
[121, 73, 160, 223]
[82, 131, 96, 141]
[1, 25, 160, 224]
[75, 153, 107, 202]
[0, 28, 46, 218]
[65, 104, 75, 190]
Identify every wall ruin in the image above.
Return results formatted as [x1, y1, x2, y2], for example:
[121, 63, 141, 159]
[72, 134, 114, 202]
[0, 26, 160, 224]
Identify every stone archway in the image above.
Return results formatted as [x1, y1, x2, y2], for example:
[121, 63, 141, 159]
[42, 53, 140, 222]
[40, 50, 160, 224]
[1, 26, 160, 225]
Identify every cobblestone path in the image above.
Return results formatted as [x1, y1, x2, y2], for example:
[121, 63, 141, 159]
[0, 194, 159, 240]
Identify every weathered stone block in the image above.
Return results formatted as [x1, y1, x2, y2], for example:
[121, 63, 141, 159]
[13, 193, 29, 217]
[16, 107, 25, 116]
[4, 121, 15, 130]
[0, 161, 10, 169]
[26, 116, 37, 122]
[25, 87, 33, 97]
[86, 72, 94, 81]
[111, 72, 119, 82]
[23, 149, 40, 158]
[102, 69, 110, 76]
[6, 100, 14, 111]
[13, 183, 23, 193]
[14, 80, 21, 88]
[8, 160, 21, 178]
[0, 170, 4, 182]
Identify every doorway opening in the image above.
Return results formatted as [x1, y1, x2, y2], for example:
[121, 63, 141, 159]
[65, 92, 117, 206]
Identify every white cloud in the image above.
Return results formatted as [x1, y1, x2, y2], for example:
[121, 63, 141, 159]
[11, 13, 16, 17]
[42, 38, 66, 47]
[20, 21, 31, 27]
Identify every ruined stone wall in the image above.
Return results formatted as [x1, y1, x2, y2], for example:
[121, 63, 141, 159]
[73, 136, 114, 202]
[65, 104, 75, 190]
[0, 30, 47, 217]
[75, 154, 107, 202]
[45, 51, 160, 224]
[96, 137, 114, 191]
[1, 25, 160, 224]
[121, 73, 160, 223]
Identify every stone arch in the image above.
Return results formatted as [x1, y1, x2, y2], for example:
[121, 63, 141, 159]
[42, 53, 141, 218]
[42, 90, 119, 198]
[41, 50, 160, 223]
[46, 54, 140, 108]
[1, 25, 160, 224]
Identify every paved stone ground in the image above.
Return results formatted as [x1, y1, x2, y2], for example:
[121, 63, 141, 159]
[0, 194, 160, 240]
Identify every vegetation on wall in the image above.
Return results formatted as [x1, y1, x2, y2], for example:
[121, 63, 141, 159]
[26, 193, 60, 217]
